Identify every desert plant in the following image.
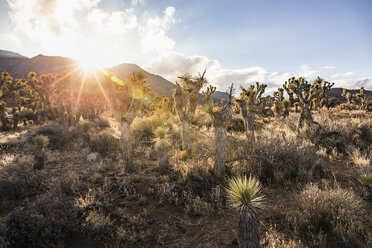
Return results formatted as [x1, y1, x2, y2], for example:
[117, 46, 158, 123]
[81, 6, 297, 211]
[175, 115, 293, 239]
[153, 126, 170, 169]
[236, 82, 267, 141]
[227, 175, 264, 248]
[103, 70, 151, 171]
[282, 99, 290, 118]
[80, 119, 91, 145]
[32, 134, 49, 170]
[283, 77, 319, 131]
[359, 173, 372, 187]
[203, 84, 234, 175]
[350, 149, 371, 167]
[172, 71, 208, 151]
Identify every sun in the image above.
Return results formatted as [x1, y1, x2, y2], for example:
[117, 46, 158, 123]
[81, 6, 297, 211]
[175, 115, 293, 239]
[79, 59, 102, 72]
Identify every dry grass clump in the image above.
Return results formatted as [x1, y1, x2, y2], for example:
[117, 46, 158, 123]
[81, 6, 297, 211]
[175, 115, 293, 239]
[260, 226, 306, 248]
[349, 148, 371, 167]
[227, 135, 322, 185]
[292, 182, 370, 247]
[89, 131, 121, 158]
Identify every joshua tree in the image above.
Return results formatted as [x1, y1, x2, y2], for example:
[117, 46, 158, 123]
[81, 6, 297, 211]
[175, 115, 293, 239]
[272, 88, 284, 115]
[0, 72, 27, 131]
[32, 134, 49, 170]
[282, 99, 290, 118]
[284, 77, 318, 131]
[104, 70, 151, 171]
[341, 89, 352, 104]
[354, 87, 371, 110]
[236, 82, 267, 141]
[172, 71, 208, 151]
[203, 84, 234, 175]
[311, 77, 334, 109]
[153, 126, 170, 169]
[227, 175, 265, 248]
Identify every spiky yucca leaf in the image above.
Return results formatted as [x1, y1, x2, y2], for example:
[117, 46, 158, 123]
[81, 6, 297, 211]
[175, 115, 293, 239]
[202, 101, 215, 115]
[227, 175, 264, 211]
[80, 119, 91, 133]
[359, 173, 372, 187]
[154, 126, 169, 139]
[32, 134, 49, 150]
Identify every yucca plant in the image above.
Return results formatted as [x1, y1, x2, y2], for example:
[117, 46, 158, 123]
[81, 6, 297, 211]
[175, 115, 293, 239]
[359, 173, 372, 202]
[227, 175, 264, 248]
[153, 126, 170, 169]
[32, 134, 49, 170]
[359, 173, 372, 187]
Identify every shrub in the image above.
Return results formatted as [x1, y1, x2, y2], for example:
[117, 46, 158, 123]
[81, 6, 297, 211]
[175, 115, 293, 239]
[292, 183, 369, 247]
[33, 124, 81, 150]
[227, 135, 322, 185]
[350, 149, 371, 167]
[3, 196, 77, 247]
[89, 131, 121, 158]
[0, 164, 44, 208]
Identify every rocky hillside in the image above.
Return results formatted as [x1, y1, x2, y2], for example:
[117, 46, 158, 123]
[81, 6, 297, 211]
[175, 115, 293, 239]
[0, 50, 228, 101]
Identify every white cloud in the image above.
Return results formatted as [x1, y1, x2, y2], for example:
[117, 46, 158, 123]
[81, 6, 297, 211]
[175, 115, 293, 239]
[333, 78, 372, 90]
[139, 6, 176, 54]
[298, 65, 319, 78]
[331, 71, 355, 78]
[131, 0, 144, 6]
[87, 8, 137, 34]
[323, 65, 336, 70]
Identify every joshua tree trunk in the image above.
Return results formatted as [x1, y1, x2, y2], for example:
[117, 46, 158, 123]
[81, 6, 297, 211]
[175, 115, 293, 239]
[181, 119, 190, 150]
[297, 105, 314, 131]
[214, 125, 226, 175]
[33, 151, 46, 170]
[238, 210, 260, 248]
[157, 143, 169, 169]
[121, 119, 133, 171]
[0, 105, 9, 131]
[13, 112, 18, 129]
[247, 110, 255, 141]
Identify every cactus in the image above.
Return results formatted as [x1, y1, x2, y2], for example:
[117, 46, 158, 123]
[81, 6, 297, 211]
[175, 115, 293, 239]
[236, 82, 267, 141]
[203, 84, 234, 175]
[172, 70, 208, 150]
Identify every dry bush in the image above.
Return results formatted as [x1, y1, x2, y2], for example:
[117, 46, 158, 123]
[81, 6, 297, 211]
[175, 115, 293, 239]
[291, 182, 370, 247]
[227, 134, 323, 185]
[89, 131, 121, 158]
[349, 148, 371, 167]
[33, 124, 83, 150]
[261, 226, 307, 248]
[3, 195, 77, 247]
[49, 171, 85, 196]
[0, 164, 44, 208]
[94, 117, 110, 129]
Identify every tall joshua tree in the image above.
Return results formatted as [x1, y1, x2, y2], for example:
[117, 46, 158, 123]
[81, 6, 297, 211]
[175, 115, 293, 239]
[172, 71, 208, 151]
[227, 175, 265, 248]
[312, 77, 334, 109]
[341, 89, 352, 104]
[0, 72, 26, 131]
[203, 84, 234, 175]
[236, 82, 267, 141]
[104, 70, 151, 171]
[284, 77, 318, 131]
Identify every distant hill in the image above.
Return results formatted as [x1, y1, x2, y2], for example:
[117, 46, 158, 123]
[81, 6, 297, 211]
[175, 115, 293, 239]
[0, 50, 228, 101]
[0, 50, 26, 59]
[329, 88, 372, 102]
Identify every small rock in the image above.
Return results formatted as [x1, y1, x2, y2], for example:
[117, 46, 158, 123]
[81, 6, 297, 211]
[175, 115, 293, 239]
[87, 152, 100, 162]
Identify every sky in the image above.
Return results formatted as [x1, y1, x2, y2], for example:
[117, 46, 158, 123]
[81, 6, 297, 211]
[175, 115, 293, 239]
[0, 0, 371, 92]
